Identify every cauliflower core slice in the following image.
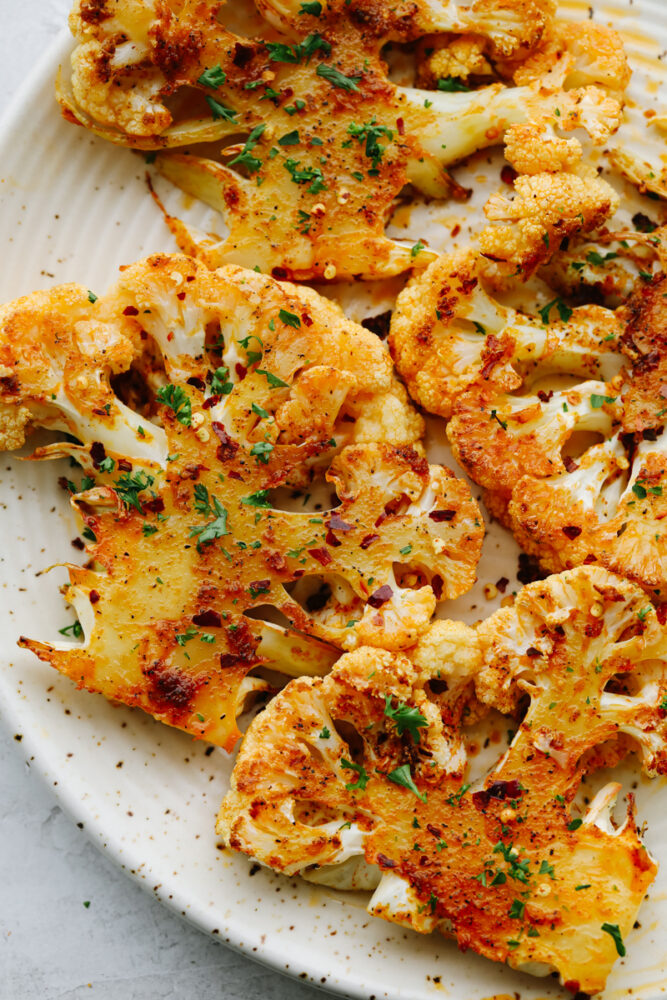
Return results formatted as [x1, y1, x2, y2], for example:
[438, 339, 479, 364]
[219, 566, 664, 994]
[14, 253, 483, 748]
[60, 3, 627, 281]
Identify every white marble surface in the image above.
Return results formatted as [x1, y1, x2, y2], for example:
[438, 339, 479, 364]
[0, 5, 320, 998]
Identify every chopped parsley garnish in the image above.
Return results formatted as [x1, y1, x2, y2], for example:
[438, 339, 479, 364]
[508, 899, 525, 920]
[59, 620, 83, 638]
[279, 130, 301, 146]
[632, 479, 662, 499]
[279, 308, 301, 328]
[284, 158, 327, 194]
[241, 490, 272, 508]
[114, 470, 155, 512]
[142, 523, 158, 536]
[316, 63, 361, 91]
[437, 77, 470, 92]
[211, 366, 233, 395]
[341, 758, 369, 791]
[300, 0, 322, 12]
[156, 384, 192, 426]
[539, 297, 573, 325]
[175, 625, 198, 646]
[205, 95, 238, 122]
[601, 922, 626, 956]
[87, 290, 98, 304]
[266, 33, 330, 64]
[198, 65, 227, 89]
[189, 495, 230, 551]
[383, 696, 428, 743]
[590, 393, 617, 409]
[228, 123, 267, 174]
[387, 763, 426, 802]
[319, 726, 330, 739]
[567, 818, 583, 831]
[257, 368, 290, 388]
[347, 118, 394, 167]
[98, 457, 115, 473]
[250, 441, 274, 464]
[411, 240, 425, 258]
[586, 250, 618, 266]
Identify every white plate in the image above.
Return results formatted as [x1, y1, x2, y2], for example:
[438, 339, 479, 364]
[1, 6, 667, 999]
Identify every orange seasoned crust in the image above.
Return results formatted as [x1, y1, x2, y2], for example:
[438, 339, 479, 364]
[219, 566, 665, 993]
[5, 253, 483, 748]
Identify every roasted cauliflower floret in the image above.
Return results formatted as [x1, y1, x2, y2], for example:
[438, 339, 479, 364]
[14, 253, 483, 748]
[415, 34, 494, 88]
[507, 18, 630, 92]
[480, 170, 620, 277]
[389, 248, 623, 419]
[509, 275, 667, 596]
[0, 284, 164, 463]
[60, 2, 628, 281]
[219, 566, 665, 994]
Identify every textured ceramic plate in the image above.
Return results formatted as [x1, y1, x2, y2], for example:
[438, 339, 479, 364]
[1, 4, 667, 998]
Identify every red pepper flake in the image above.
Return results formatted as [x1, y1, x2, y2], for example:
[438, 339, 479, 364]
[122, 305, 139, 316]
[360, 533, 380, 550]
[562, 525, 582, 539]
[583, 553, 598, 564]
[272, 266, 290, 280]
[563, 456, 579, 473]
[451, 224, 460, 238]
[228, 470, 243, 481]
[143, 497, 165, 513]
[526, 646, 542, 657]
[309, 547, 333, 566]
[328, 514, 353, 532]
[496, 576, 509, 593]
[118, 458, 132, 472]
[368, 584, 393, 608]
[193, 609, 222, 628]
[302, 313, 313, 327]
[176, 291, 186, 301]
[396, 117, 405, 135]
[187, 376, 206, 391]
[377, 853, 397, 869]
[537, 389, 553, 403]
[203, 395, 221, 409]
[426, 824, 442, 838]
[325, 530, 342, 548]
[212, 422, 239, 462]
[656, 603, 667, 625]
[89, 589, 100, 604]
[71, 537, 85, 550]
[429, 509, 456, 522]
[235, 363, 247, 381]
[431, 575, 443, 600]
[90, 441, 106, 468]
[501, 164, 518, 185]
[219, 653, 240, 668]
[473, 778, 522, 811]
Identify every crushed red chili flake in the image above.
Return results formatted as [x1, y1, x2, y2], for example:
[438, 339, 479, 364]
[496, 576, 509, 593]
[426, 824, 442, 838]
[203, 396, 221, 409]
[328, 514, 353, 532]
[473, 778, 522, 810]
[656, 604, 667, 625]
[368, 584, 393, 608]
[563, 455, 579, 473]
[360, 533, 380, 550]
[122, 305, 139, 316]
[212, 422, 239, 462]
[537, 389, 554, 403]
[526, 646, 542, 657]
[431, 575, 443, 600]
[309, 547, 333, 566]
[117, 458, 132, 472]
[429, 509, 456, 522]
[193, 609, 222, 628]
[583, 553, 598, 564]
[177, 291, 186, 301]
[89, 589, 100, 604]
[325, 529, 342, 547]
[71, 537, 85, 550]
[187, 376, 206, 391]
[90, 441, 107, 468]
[396, 117, 405, 135]
[377, 853, 397, 869]
[235, 363, 247, 380]
[562, 525, 582, 539]
[301, 313, 313, 327]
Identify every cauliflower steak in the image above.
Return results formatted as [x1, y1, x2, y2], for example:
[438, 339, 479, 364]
[2, 253, 483, 748]
[219, 566, 666, 993]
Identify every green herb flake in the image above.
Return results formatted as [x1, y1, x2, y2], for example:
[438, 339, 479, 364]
[383, 695, 428, 743]
[341, 758, 369, 791]
[157, 384, 192, 426]
[601, 922, 626, 956]
[387, 763, 427, 802]
[316, 63, 361, 91]
[198, 64, 227, 88]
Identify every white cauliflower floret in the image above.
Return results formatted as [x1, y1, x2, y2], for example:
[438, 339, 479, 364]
[219, 565, 665, 995]
[389, 248, 623, 419]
